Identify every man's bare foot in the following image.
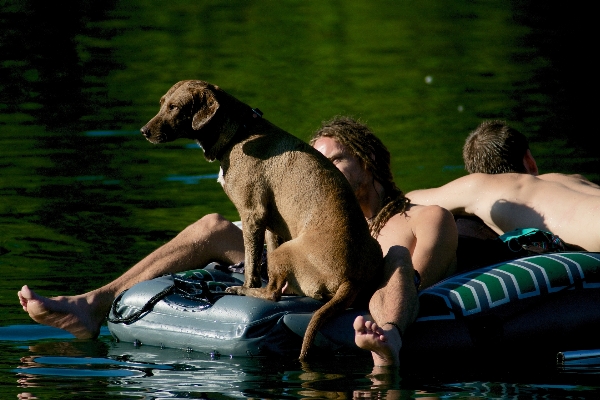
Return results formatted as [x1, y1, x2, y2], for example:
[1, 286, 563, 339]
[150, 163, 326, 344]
[17, 285, 107, 339]
[354, 315, 401, 367]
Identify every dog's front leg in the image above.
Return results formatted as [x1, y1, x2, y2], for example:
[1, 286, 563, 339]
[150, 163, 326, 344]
[226, 218, 265, 294]
[239, 216, 266, 289]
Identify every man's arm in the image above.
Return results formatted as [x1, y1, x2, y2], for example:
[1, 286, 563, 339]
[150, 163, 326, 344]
[406, 174, 485, 215]
[377, 205, 458, 289]
[408, 206, 457, 288]
[354, 202, 458, 367]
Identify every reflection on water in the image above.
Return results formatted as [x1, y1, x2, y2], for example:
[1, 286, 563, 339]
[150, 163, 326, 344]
[1, 0, 598, 398]
[84, 131, 141, 137]
[2, 326, 600, 399]
[0, 325, 84, 342]
[9, 332, 372, 399]
[165, 174, 220, 185]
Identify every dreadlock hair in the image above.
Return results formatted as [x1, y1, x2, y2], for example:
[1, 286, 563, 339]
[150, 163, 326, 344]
[309, 116, 409, 238]
[463, 120, 530, 174]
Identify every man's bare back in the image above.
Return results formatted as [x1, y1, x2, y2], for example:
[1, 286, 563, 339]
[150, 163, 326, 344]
[407, 173, 600, 252]
[537, 173, 600, 196]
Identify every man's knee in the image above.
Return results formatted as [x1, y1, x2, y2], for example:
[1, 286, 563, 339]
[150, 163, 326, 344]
[183, 213, 231, 236]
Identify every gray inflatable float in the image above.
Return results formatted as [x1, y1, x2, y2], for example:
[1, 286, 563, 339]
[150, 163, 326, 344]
[108, 252, 600, 361]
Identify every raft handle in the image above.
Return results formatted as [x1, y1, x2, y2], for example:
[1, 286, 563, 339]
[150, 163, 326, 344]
[107, 282, 176, 324]
[557, 349, 600, 365]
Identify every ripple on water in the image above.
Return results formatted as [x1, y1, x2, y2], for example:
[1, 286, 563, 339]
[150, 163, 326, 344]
[0, 325, 82, 341]
[14, 355, 173, 378]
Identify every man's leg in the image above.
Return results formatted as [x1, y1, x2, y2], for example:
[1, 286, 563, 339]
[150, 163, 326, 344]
[18, 214, 245, 338]
[354, 246, 419, 367]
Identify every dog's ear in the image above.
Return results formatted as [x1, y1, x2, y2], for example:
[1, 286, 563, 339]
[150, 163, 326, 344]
[191, 90, 220, 130]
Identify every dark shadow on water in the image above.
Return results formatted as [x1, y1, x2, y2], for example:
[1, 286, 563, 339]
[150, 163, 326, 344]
[509, 2, 598, 182]
[0, 0, 125, 132]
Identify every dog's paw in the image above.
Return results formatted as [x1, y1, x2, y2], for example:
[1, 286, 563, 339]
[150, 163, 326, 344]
[226, 286, 244, 295]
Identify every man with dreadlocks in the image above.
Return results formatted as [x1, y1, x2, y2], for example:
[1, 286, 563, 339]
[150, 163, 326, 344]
[18, 116, 457, 367]
[310, 116, 458, 367]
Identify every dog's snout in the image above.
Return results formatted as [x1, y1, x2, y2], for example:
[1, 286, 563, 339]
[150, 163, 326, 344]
[140, 126, 151, 138]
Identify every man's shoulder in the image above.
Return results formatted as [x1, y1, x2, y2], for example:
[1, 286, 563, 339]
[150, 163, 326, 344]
[466, 172, 538, 188]
[537, 172, 600, 193]
[402, 203, 454, 224]
[409, 173, 513, 194]
[473, 172, 531, 181]
[538, 172, 589, 182]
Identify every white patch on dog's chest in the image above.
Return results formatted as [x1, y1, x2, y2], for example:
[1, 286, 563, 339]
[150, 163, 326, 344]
[217, 166, 225, 187]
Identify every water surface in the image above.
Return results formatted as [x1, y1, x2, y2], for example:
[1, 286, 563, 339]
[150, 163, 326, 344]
[1, 0, 598, 398]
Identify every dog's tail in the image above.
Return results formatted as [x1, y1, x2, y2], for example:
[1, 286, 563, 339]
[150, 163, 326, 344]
[299, 280, 359, 360]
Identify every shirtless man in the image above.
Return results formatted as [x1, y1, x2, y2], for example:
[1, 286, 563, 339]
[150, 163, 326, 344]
[18, 116, 458, 367]
[309, 117, 457, 366]
[463, 120, 600, 194]
[408, 122, 600, 251]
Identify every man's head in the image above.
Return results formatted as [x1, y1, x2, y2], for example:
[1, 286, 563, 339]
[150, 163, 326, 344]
[463, 120, 538, 175]
[309, 116, 409, 237]
[309, 116, 393, 192]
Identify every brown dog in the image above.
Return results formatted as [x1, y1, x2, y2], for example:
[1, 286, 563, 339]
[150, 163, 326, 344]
[141, 80, 383, 360]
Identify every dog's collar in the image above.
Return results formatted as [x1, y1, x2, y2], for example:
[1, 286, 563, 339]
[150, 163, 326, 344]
[243, 108, 263, 129]
[252, 108, 263, 118]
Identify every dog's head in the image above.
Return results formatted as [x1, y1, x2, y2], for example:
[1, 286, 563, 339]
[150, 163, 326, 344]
[141, 80, 248, 161]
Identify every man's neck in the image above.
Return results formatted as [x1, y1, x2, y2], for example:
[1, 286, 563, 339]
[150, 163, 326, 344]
[360, 180, 385, 221]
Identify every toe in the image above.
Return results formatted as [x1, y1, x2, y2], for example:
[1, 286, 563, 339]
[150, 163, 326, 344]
[353, 315, 367, 332]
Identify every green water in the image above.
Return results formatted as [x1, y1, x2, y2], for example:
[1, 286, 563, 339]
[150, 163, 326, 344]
[1, 0, 598, 398]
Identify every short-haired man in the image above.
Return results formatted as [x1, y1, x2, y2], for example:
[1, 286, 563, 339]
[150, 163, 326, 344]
[462, 120, 538, 175]
[462, 120, 599, 194]
[408, 122, 600, 251]
[455, 120, 539, 267]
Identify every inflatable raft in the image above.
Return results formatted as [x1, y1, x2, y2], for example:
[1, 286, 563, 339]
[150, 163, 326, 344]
[107, 252, 600, 361]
